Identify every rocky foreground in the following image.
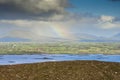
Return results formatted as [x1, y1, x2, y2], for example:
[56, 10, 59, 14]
[0, 61, 120, 80]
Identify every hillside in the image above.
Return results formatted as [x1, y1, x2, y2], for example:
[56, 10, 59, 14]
[0, 61, 120, 80]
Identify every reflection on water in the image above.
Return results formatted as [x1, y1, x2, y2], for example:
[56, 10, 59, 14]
[0, 54, 120, 65]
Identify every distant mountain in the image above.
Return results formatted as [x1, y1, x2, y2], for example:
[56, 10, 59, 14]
[0, 36, 70, 42]
[73, 33, 107, 42]
[112, 33, 120, 39]
[1, 33, 120, 42]
[73, 33, 120, 42]
[106, 33, 120, 42]
[74, 33, 98, 40]
[0, 37, 30, 42]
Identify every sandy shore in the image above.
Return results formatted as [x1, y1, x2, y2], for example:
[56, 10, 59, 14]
[0, 61, 120, 80]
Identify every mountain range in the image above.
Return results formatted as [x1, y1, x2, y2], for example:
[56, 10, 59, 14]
[0, 33, 120, 42]
[0, 37, 30, 42]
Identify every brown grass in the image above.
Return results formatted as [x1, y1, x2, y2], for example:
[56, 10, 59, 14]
[0, 61, 120, 80]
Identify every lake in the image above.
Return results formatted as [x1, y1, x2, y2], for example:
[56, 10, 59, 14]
[0, 54, 120, 65]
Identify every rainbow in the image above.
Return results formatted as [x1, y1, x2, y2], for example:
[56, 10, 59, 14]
[50, 23, 75, 40]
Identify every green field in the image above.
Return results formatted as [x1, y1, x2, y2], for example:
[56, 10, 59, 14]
[0, 42, 120, 54]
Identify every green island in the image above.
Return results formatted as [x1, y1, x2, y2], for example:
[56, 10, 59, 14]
[0, 42, 120, 54]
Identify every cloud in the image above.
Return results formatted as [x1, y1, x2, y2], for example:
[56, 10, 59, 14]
[0, 20, 66, 40]
[100, 15, 115, 22]
[0, 0, 70, 20]
[0, 13, 98, 40]
[0, 13, 120, 40]
[98, 15, 120, 29]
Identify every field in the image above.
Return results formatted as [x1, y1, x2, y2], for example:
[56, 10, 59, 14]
[0, 61, 120, 80]
[0, 42, 120, 54]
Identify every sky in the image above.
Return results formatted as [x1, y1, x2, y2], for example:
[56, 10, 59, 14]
[0, 0, 120, 41]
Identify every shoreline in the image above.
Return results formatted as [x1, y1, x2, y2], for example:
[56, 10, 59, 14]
[0, 52, 120, 55]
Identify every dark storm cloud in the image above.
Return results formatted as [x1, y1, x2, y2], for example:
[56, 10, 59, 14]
[0, 0, 70, 20]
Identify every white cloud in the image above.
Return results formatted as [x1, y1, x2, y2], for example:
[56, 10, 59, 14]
[100, 15, 115, 22]
[98, 15, 120, 29]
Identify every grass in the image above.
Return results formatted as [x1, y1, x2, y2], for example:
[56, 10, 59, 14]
[0, 61, 120, 80]
[0, 42, 120, 54]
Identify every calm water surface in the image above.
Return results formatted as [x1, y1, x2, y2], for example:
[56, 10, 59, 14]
[0, 54, 120, 65]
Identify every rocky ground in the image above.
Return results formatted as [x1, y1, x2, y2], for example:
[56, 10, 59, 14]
[0, 61, 120, 80]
